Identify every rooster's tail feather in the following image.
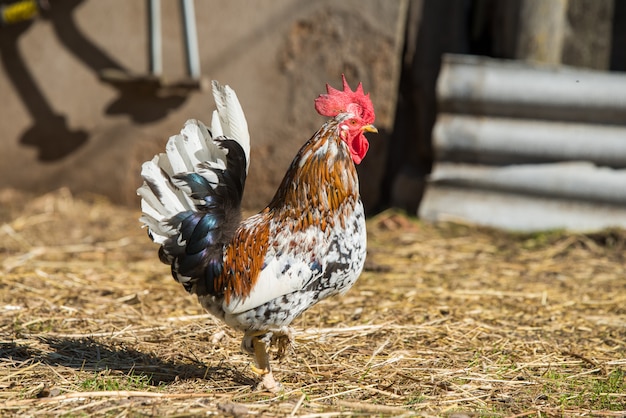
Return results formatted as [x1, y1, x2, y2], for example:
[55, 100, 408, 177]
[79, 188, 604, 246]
[137, 81, 250, 294]
[211, 80, 250, 171]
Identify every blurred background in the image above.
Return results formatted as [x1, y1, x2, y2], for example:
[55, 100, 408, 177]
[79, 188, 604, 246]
[1, 0, 624, 231]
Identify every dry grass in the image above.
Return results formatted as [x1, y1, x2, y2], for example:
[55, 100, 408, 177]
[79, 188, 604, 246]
[0, 187, 624, 417]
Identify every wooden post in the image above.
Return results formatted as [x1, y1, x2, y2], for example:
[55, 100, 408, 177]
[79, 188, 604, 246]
[516, 0, 568, 64]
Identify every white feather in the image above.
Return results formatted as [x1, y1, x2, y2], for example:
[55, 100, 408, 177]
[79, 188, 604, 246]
[225, 257, 313, 315]
[210, 110, 223, 138]
[179, 122, 206, 168]
[138, 214, 172, 244]
[165, 135, 190, 174]
[140, 159, 187, 214]
[211, 81, 250, 172]
[138, 80, 250, 242]
[187, 119, 229, 169]
[137, 185, 167, 221]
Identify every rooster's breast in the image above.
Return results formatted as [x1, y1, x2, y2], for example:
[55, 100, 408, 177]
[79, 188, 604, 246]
[221, 199, 366, 332]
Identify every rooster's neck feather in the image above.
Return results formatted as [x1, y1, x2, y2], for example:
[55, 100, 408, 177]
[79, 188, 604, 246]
[269, 117, 359, 220]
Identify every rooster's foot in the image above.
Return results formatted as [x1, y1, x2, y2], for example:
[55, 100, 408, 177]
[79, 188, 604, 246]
[250, 364, 282, 392]
[256, 371, 282, 393]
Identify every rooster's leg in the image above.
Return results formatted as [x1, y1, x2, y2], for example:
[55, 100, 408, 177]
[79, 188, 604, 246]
[251, 335, 281, 392]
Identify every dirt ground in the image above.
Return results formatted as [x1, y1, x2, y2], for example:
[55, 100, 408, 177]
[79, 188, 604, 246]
[0, 188, 624, 417]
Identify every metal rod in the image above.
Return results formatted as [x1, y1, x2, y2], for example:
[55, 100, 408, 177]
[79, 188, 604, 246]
[181, 0, 201, 79]
[148, 0, 162, 76]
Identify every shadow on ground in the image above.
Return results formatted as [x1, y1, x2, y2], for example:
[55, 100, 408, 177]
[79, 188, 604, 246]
[0, 338, 254, 387]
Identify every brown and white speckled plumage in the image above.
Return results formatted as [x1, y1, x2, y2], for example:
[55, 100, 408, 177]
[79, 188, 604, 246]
[138, 77, 376, 391]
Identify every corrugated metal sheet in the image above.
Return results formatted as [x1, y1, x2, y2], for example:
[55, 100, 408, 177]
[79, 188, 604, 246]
[429, 162, 626, 206]
[434, 116, 626, 167]
[419, 186, 626, 232]
[419, 54, 626, 232]
[437, 54, 626, 124]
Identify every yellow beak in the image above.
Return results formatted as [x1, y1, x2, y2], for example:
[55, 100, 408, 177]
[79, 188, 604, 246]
[362, 124, 378, 133]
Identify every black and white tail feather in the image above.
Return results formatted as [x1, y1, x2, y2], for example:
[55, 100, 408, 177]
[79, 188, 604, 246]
[137, 81, 250, 296]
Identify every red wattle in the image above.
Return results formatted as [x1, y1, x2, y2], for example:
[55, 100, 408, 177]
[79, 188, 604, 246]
[350, 133, 369, 165]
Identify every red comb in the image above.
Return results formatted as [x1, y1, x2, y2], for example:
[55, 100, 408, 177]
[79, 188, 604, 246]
[314, 74, 375, 124]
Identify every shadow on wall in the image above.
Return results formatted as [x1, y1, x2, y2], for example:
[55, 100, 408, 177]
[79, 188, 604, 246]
[0, 0, 188, 162]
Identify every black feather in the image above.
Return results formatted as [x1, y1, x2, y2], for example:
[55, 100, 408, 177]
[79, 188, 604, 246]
[187, 214, 219, 253]
[176, 172, 212, 198]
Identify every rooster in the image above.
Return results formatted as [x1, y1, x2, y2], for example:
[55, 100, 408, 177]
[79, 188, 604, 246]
[137, 75, 376, 391]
